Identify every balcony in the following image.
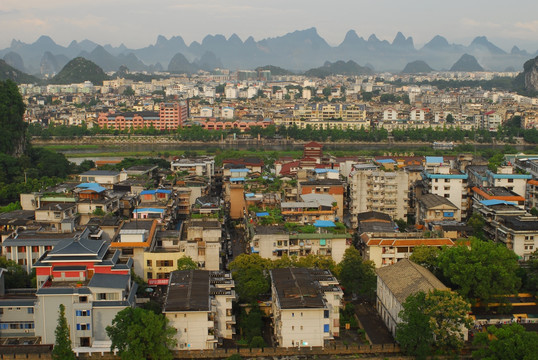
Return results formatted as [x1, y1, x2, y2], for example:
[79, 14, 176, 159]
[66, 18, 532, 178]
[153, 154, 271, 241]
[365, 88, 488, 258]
[226, 315, 236, 324]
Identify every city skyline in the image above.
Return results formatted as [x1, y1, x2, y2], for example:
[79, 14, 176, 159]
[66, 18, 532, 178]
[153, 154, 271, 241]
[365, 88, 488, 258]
[1, 0, 538, 52]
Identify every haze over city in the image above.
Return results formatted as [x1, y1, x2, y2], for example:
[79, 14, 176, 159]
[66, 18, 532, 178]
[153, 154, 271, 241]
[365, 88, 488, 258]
[1, 0, 538, 51]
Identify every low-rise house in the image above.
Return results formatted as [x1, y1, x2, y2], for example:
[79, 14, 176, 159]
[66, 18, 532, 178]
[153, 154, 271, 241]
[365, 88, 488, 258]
[416, 193, 460, 224]
[281, 194, 337, 224]
[78, 170, 127, 188]
[376, 259, 449, 336]
[270, 268, 343, 348]
[163, 270, 235, 350]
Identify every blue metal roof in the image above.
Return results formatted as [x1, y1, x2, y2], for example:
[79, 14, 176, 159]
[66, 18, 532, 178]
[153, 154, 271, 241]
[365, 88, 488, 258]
[77, 183, 106, 193]
[245, 193, 255, 197]
[230, 177, 245, 182]
[376, 159, 397, 164]
[314, 220, 336, 227]
[230, 168, 250, 173]
[426, 156, 444, 163]
[423, 172, 468, 179]
[480, 200, 517, 206]
[256, 212, 270, 217]
[140, 190, 155, 195]
[156, 189, 172, 194]
[133, 208, 165, 213]
[486, 170, 531, 179]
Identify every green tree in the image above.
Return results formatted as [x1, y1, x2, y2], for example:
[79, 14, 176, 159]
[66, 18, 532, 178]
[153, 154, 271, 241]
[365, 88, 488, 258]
[52, 304, 76, 360]
[106, 307, 176, 360]
[396, 291, 435, 359]
[123, 86, 135, 96]
[0, 256, 33, 288]
[409, 245, 440, 273]
[467, 213, 487, 240]
[322, 87, 332, 98]
[437, 238, 521, 304]
[249, 336, 266, 348]
[0, 80, 27, 156]
[229, 254, 272, 302]
[238, 303, 264, 343]
[338, 247, 376, 300]
[396, 290, 471, 359]
[177, 256, 198, 270]
[446, 114, 454, 123]
[521, 249, 538, 296]
[472, 323, 538, 360]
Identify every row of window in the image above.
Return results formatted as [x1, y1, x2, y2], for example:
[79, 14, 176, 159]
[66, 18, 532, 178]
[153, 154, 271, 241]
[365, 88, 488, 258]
[0, 308, 33, 314]
[0, 322, 34, 330]
[4, 246, 52, 253]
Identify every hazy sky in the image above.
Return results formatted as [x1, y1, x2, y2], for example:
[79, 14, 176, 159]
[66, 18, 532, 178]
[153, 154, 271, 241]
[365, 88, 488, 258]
[1, 0, 538, 52]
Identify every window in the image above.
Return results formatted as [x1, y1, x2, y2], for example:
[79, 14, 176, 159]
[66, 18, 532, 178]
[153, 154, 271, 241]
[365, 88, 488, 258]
[76, 323, 90, 331]
[324, 310, 329, 318]
[79, 296, 88, 303]
[147, 260, 152, 266]
[0, 323, 8, 329]
[27, 308, 34, 314]
[324, 324, 330, 333]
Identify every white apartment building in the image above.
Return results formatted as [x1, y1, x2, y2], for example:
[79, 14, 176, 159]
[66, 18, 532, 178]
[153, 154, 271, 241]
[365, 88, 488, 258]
[163, 270, 235, 350]
[270, 268, 343, 348]
[485, 166, 531, 198]
[349, 167, 409, 227]
[421, 167, 469, 219]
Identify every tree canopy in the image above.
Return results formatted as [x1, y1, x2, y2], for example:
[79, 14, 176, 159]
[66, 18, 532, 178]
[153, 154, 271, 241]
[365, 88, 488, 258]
[52, 304, 76, 360]
[229, 254, 272, 303]
[338, 247, 376, 300]
[106, 307, 176, 360]
[437, 238, 521, 304]
[472, 323, 538, 360]
[0, 79, 27, 156]
[396, 290, 471, 359]
[177, 256, 197, 270]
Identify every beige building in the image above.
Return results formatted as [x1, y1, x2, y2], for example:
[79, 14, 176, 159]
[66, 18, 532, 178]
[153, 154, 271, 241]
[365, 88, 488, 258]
[163, 270, 235, 350]
[376, 259, 449, 336]
[361, 232, 454, 268]
[181, 219, 222, 270]
[270, 268, 343, 348]
[416, 193, 460, 224]
[349, 167, 409, 227]
[250, 226, 351, 263]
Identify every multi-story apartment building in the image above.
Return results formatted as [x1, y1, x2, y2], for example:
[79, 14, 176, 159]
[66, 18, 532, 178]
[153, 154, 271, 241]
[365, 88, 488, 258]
[170, 156, 215, 179]
[163, 270, 235, 350]
[300, 179, 345, 220]
[349, 168, 409, 227]
[360, 232, 454, 268]
[97, 102, 187, 130]
[180, 219, 222, 271]
[280, 194, 338, 225]
[270, 268, 343, 348]
[421, 167, 469, 219]
[494, 215, 538, 260]
[484, 167, 531, 198]
[32, 229, 135, 348]
[250, 225, 351, 263]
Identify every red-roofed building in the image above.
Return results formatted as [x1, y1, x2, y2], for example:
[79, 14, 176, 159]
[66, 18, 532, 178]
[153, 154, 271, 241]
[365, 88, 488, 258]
[361, 232, 454, 267]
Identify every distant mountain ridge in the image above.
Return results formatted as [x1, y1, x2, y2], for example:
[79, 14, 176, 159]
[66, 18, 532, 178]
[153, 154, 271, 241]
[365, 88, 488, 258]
[1, 29, 537, 75]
